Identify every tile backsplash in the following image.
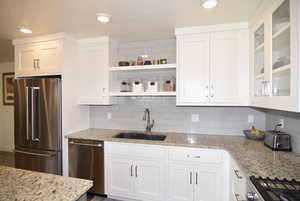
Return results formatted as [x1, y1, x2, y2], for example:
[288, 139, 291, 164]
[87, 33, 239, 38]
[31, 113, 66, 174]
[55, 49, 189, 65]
[90, 97, 266, 136]
[265, 110, 300, 155]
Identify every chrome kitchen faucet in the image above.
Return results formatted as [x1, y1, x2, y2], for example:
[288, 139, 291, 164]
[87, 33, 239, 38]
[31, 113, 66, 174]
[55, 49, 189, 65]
[143, 108, 154, 132]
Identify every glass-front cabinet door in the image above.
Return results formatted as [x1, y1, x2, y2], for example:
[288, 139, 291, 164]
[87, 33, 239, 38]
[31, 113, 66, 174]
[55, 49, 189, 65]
[271, 0, 291, 97]
[254, 23, 266, 97]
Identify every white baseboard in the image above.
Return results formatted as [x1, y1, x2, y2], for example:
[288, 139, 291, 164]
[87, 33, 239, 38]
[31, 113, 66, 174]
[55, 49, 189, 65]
[0, 146, 14, 152]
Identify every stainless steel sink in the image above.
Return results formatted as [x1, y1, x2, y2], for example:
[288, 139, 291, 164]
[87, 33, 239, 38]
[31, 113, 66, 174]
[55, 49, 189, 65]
[114, 132, 166, 141]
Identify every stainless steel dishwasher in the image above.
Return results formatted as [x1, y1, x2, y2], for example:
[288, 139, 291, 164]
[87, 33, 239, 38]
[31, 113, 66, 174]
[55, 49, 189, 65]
[69, 139, 105, 195]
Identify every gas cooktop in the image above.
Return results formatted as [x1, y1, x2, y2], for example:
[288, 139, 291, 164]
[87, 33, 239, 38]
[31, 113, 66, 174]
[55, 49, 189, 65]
[250, 176, 300, 201]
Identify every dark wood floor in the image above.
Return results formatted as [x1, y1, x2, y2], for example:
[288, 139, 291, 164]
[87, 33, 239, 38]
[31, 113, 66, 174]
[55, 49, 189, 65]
[0, 151, 14, 167]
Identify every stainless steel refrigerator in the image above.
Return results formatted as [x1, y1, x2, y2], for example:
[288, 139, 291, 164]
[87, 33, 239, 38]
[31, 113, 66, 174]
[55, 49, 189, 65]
[14, 77, 62, 175]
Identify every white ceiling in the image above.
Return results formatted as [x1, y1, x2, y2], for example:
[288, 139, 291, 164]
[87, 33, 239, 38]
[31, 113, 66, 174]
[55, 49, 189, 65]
[0, 0, 263, 62]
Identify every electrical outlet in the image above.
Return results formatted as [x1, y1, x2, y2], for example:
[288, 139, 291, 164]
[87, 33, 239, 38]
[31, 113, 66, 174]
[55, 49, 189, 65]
[107, 112, 112, 120]
[191, 114, 199, 122]
[279, 119, 284, 129]
[248, 114, 254, 124]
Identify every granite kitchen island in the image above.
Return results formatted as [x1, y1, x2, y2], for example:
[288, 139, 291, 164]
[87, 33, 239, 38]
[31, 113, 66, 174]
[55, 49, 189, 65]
[0, 166, 93, 201]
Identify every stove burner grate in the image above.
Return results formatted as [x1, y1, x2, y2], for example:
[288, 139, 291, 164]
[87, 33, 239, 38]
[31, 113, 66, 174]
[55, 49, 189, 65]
[250, 176, 300, 201]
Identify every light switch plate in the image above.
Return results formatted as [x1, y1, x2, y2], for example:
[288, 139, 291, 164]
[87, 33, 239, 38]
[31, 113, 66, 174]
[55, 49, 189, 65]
[248, 114, 254, 124]
[191, 114, 199, 122]
[107, 112, 112, 120]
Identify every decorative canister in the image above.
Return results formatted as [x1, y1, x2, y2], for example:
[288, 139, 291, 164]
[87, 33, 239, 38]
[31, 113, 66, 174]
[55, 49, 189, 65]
[120, 81, 131, 92]
[132, 80, 144, 92]
[163, 78, 175, 91]
[146, 81, 158, 92]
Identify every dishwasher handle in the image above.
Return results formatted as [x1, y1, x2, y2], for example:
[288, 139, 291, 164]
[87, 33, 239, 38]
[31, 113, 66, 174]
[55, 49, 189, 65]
[69, 141, 103, 148]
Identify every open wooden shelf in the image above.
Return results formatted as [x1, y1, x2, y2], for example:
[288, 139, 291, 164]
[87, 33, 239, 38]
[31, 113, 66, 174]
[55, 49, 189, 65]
[109, 91, 176, 97]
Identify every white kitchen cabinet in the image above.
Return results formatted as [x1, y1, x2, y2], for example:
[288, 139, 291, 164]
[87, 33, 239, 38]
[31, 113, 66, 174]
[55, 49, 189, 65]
[168, 163, 194, 201]
[250, 0, 300, 112]
[194, 165, 222, 201]
[168, 147, 224, 201]
[229, 158, 246, 201]
[107, 156, 134, 198]
[176, 34, 210, 105]
[105, 142, 167, 201]
[35, 41, 62, 74]
[176, 23, 249, 106]
[134, 159, 165, 201]
[15, 45, 37, 75]
[13, 34, 64, 77]
[78, 37, 116, 105]
[210, 30, 249, 105]
[168, 164, 222, 201]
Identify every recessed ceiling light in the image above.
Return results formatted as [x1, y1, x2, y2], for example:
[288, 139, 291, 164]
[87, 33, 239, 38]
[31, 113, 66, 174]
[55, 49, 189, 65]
[19, 26, 32, 34]
[202, 0, 218, 8]
[96, 13, 111, 23]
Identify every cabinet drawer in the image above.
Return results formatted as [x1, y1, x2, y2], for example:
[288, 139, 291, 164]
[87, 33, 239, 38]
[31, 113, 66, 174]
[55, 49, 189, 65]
[169, 147, 223, 163]
[105, 142, 167, 160]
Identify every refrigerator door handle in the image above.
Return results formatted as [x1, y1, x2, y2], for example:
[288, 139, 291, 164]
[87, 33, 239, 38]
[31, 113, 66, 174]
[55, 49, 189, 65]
[15, 150, 55, 157]
[31, 87, 40, 142]
[25, 86, 30, 141]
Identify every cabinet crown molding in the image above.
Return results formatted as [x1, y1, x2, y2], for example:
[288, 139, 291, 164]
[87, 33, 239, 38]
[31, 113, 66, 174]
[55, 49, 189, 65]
[77, 36, 112, 45]
[175, 22, 249, 36]
[12, 32, 70, 46]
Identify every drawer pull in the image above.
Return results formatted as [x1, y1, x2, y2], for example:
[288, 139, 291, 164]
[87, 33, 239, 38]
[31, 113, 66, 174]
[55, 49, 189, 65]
[234, 170, 243, 179]
[186, 155, 201, 158]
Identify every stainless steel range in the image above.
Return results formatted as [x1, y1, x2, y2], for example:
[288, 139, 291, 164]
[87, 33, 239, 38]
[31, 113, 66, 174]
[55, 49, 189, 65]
[248, 176, 300, 201]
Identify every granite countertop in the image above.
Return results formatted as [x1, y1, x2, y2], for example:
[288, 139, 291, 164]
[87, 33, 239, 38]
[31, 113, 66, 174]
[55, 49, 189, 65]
[67, 128, 300, 180]
[0, 166, 93, 201]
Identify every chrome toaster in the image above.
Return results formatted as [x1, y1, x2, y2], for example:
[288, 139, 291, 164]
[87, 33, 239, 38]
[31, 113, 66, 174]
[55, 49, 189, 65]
[264, 130, 292, 151]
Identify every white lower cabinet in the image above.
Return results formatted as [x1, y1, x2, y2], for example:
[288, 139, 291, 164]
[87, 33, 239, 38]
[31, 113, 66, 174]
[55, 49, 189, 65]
[169, 163, 194, 201]
[134, 159, 165, 201]
[229, 158, 246, 201]
[105, 142, 166, 201]
[105, 142, 228, 201]
[107, 157, 133, 198]
[168, 163, 222, 201]
[194, 166, 222, 201]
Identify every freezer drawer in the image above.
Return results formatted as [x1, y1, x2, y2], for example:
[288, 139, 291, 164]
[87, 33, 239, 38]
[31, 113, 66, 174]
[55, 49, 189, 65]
[15, 148, 62, 175]
[69, 139, 104, 195]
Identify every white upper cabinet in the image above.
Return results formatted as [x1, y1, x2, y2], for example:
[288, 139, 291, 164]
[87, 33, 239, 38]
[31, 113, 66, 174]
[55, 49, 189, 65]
[210, 30, 249, 104]
[15, 45, 37, 75]
[177, 34, 210, 105]
[13, 34, 64, 77]
[78, 37, 116, 105]
[250, 0, 300, 112]
[176, 23, 250, 106]
[36, 41, 62, 74]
